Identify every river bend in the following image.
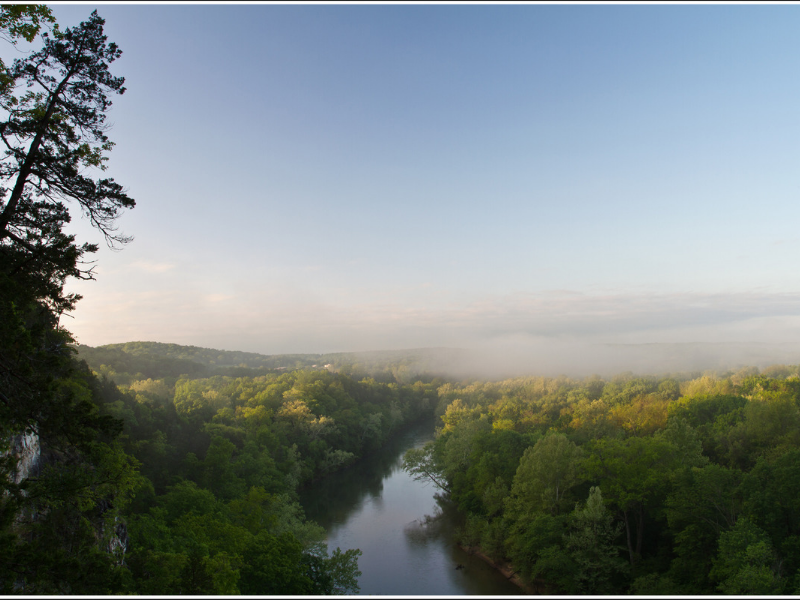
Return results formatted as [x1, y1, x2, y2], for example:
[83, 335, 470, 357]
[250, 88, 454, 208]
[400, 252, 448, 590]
[299, 419, 523, 595]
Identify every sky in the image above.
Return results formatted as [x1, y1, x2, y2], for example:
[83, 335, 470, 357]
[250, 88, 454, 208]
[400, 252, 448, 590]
[18, 3, 800, 362]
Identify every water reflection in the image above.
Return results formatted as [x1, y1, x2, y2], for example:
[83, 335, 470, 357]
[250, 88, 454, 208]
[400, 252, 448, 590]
[299, 419, 523, 596]
[403, 509, 446, 547]
[300, 423, 432, 527]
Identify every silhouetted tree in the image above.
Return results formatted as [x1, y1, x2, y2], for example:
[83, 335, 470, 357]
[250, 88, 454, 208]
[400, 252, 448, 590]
[0, 10, 134, 314]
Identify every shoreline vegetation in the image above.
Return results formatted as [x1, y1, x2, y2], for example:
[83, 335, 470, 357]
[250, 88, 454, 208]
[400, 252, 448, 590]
[404, 364, 800, 595]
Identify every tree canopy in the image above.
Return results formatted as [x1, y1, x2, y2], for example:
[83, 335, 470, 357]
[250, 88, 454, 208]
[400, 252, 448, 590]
[405, 368, 800, 594]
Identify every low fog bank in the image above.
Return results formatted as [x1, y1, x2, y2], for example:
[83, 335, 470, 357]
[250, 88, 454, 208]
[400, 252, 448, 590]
[418, 340, 800, 380]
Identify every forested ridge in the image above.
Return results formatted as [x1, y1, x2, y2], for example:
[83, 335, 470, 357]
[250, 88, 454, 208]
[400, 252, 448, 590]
[404, 365, 800, 594]
[76, 340, 466, 383]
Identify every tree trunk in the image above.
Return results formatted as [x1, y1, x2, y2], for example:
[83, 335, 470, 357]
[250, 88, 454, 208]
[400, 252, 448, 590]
[635, 503, 644, 560]
[622, 509, 635, 565]
[0, 64, 75, 239]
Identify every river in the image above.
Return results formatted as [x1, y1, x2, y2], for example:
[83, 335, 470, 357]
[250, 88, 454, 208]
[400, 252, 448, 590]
[298, 418, 524, 595]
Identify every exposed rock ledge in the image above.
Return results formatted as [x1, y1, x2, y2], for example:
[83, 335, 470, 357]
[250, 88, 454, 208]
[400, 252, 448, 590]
[3, 430, 128, 565]
[3, 431, 40, 486]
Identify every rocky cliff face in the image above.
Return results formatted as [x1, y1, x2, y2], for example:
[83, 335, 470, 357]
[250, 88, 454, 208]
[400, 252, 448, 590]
[8, 431, 40, 486]
[108, 518, 129, 565]
[3, 429, 129, 566]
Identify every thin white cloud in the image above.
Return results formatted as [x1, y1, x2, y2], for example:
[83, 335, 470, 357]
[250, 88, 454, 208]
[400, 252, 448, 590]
[132, 261, 176, 273]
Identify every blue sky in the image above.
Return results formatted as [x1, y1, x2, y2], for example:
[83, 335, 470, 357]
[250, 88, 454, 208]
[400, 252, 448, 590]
[27, 3, 800, 357]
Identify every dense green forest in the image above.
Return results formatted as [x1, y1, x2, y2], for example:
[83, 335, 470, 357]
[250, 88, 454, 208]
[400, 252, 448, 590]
[75, 343, 440, 594]
[404, 365, 800, 594]
[4, 334, 443, 593]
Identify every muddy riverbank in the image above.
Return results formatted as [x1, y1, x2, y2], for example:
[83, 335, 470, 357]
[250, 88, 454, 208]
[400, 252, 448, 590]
[458, 544, 547, 594]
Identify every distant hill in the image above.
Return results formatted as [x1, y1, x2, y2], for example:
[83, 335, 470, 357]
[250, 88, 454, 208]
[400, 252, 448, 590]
[78, 341, 323, 370]
[74, 341, 470, 384]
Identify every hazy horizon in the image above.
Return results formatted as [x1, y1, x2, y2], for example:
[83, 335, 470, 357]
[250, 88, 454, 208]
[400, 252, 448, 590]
[79, 338, 800, 381]
[23, 4, 800, 371]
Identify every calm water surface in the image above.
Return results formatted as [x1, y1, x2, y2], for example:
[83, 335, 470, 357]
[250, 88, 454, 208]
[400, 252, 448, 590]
[299, 419, 523, 595]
